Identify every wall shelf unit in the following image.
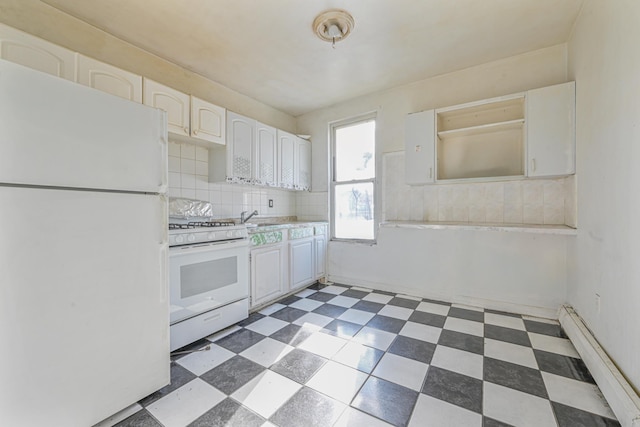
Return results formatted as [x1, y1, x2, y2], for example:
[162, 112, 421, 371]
[405, 82, 575, 185]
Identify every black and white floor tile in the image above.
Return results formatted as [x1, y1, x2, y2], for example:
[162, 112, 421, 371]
[118, 283, 620, 427]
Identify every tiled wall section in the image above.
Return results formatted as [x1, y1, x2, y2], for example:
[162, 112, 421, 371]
[383, 152, 577, 226]
[168, 141, 296, 219]
[296, 191, 329, 221]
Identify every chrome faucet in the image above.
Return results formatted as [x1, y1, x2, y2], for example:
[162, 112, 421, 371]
[240, 210, 258, 224]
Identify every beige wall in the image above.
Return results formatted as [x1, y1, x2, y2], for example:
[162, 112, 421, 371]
[0, 0, 297, 132]
[568, 0, 640, 391]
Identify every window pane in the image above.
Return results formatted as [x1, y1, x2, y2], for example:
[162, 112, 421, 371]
[334, 182, 374, 239]
[335, 121, 375, 181]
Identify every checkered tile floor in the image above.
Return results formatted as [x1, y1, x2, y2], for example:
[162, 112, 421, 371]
[117, 283, 620, 427]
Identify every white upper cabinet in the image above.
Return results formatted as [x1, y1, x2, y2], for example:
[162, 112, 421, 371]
[256, 122, 278, 186]
[143, 79, 190, 137]
[405, 82, 575, 184]
[278, 130, 297, 190]
[191, 96, 225, 145]
[296, 138, 311, 191]
[405, 109, 436, 184]
[226, 111, 254, 183]
[0, 23, 76, 81]
[77, 55, 142, 103]
[526, 81, 576, 177]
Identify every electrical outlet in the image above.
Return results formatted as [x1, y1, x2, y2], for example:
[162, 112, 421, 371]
[268, 199, 274, 208]
[595, 293, 601, 314]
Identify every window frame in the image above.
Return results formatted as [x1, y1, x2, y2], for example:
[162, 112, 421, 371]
[329, 112, 379, 244]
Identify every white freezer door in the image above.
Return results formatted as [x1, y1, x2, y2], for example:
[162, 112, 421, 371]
[0, 59, 167, 193]
[0, 187, 169, 427]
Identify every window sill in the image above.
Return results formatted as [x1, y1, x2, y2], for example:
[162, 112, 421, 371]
[380, 221, 577, 236]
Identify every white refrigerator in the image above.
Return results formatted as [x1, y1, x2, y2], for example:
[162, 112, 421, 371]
[0, 59, 169, 426]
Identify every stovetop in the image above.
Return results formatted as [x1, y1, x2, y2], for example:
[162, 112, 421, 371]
[169, 221, 236, 230]
[168, 220, 248, 246]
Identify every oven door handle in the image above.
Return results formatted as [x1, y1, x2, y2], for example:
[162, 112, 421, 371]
[169, 239, 249, 255]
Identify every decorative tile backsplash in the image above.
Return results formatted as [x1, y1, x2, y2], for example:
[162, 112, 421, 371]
[383, 152, 576, 226]
[168, 141, 296, 220]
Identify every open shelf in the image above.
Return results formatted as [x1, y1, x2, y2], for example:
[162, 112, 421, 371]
[437, 96, 525, 181]
[437, 119, 524, 140]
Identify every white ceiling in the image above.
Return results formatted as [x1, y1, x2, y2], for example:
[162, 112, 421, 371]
[41, 0, 583, 117]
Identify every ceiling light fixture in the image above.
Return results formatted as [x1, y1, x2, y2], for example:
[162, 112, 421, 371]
[313, 9, 355, 49]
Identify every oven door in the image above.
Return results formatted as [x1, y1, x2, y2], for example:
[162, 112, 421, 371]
[169, 239, 249, 324]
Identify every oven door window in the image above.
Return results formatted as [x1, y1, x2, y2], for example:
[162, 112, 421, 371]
[169, 241, 249, 324]
[181, 257, 237, 299]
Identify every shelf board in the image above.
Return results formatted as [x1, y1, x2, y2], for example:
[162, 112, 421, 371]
[437, 119, 524, 140]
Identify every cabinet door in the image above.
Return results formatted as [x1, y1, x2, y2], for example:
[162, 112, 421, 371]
[526, 82, 575, 177]
[405, 109, 436, 184]
[226, 112, 255, 182]
[251, 245, 286, 308]
[77, 55, 142, 103]
[191, 96, 225, 145]
[289, 238, 315, 290]
[143, 79, 190, 137]
[296, 138, 311, 191]
[278, 130, 296, 189]
[314, 236, 326, 279]
[256, 123, 278, 186]
[0, 24, 76, 81]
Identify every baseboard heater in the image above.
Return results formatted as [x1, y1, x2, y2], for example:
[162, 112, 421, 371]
[559, 305, 640, 427]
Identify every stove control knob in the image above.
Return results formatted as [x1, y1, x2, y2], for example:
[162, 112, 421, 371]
[208, 232, 216, 240]
[226, 231, 233, 238]
[235, 230, 243, 237]
[175, 235, 184, 244]
[188, 234, 196, 242]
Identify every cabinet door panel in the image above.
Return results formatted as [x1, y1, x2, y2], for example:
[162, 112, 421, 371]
[526, 82, 575, 177]
[227, 112, 254, 181]
[143, 79, 190, 136]
[191, 96, 225, 145]
[77, 55, 142, 102]
[278, 130, 296, 189]
[251, 245, 285, 308]
[289, 239, 314, 290]
[405, 109, 435, 184]
[297, 138, 311, 191]
[314, 236, 326, 279]
[0, 24, 76, 81]
[256, 123, 277, 186]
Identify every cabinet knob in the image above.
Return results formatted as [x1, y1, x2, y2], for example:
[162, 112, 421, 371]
[193, 130, 198, 136]
[531, 158, 537, 173]
[184, 127, 189, 134]
[429, 167, 433, 179]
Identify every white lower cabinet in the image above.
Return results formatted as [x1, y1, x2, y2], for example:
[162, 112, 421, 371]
[289, 237, 315, 291]
[314, 235, 326, 279]
[250, 244, 286, 308]
[249, 224, 327, 309]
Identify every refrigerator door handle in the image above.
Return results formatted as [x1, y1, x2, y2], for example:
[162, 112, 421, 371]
[160, 242, 169, 303]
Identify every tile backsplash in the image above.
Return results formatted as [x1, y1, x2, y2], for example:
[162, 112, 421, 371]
[168, 141, 296, 220]
[383, 152, 576, 226]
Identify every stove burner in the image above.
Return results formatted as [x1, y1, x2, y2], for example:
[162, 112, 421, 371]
[189, 221, 236, 228]
[169, 223, 192, 230]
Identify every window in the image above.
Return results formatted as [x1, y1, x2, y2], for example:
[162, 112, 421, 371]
[331, 116, 376, 241]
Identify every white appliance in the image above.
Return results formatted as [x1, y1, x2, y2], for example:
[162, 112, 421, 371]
[0, 59, 169, 426]
[168, 219, 249, 351]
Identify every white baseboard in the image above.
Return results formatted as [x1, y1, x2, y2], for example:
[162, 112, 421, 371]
[327, 275, 558, 319]
[559, 305, 640, 427]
